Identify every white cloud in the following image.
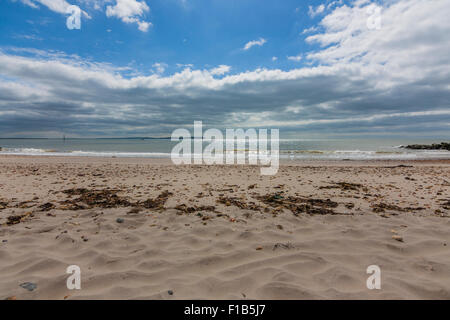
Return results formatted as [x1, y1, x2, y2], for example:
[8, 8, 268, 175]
[287, 55, 302, 62]
[152, 62, 167, 74]
[272, 56, 278, 61]
[327, 0, 343, 10]
[305, 0, 450, 84]
[210, 65, 231, 76]
[302, 26, 318, 34]
[137, 20, 151, 32]
[106, 0, 152, 32]
[176, 63, 194, 68]
[20, 0, 38, 9]
[243, 38, 267, 51]
[308, 4, 325, 17]
[20, 0, 91, 18]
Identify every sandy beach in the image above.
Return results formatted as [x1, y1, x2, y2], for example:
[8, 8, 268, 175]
[0, 156, 449, 299]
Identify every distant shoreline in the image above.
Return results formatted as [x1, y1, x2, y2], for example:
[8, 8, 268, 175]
[0, 137, 173, 140]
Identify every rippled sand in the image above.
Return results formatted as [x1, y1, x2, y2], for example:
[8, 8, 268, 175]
[0, 156, 449, 299]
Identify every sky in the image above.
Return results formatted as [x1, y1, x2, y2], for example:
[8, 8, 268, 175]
[0, 0, 449, 138]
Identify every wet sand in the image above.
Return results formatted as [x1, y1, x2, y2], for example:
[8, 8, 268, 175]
[0, 156, 449, 299]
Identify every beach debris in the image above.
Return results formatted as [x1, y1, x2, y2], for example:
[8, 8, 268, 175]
[39, 202, 55, 211]
[174, 204, 216, 214]
[138, 190, 172, 209]
[392, 235, 404, 242]
[5, 296, 17, 300]
[116, 218, 124, 223]
[127, 207, 142, 214]
[319, 182, 364, 191]
[19, 282, 37, 292]
[372, 202, 425, 213]
[345, 202, 355, 209]
[175, 204, 196, 213]
[168, 290, 174, 295]
[257, 193, 339, 215]
[59, 188, 173, 211]
[6, 211, 33, 226]
[217, 196, 260, 210]
[273, 242, 294, 250]
[61, 188, 131, 208]
[15, 201, 35, 209]
[0, 201, 7, 210]
[439, 199, 450, 210]
[256, 246, 263, 250]
[6, 215, 23, 226]
[384, 164, 413, 168]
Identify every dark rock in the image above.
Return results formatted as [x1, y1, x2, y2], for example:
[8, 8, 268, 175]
[116, 218, 124, 223]
[20, 282, 37, 292]
[402, 142, 450, 151]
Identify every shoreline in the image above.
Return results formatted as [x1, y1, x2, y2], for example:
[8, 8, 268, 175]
[1, 154, 450, 166]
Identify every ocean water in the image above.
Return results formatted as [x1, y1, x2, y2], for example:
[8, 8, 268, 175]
[0, 138, 449, 160]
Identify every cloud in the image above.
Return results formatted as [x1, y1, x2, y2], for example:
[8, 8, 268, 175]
[243, 38, 267, 51]
[20, 0, 151, 31]
[287, 55, 302, 62]
[19, 0, 38, 9]
[13, 34, 43, 41]
[1, 0, 449, 137]
[20, 0, 91, 18]
[326, 0, 343, 10]
[176, 63, 194, 69]
[302, 26, 318, 34]
[137, 20, 151, 32]
[152, 62, 167, 74]
[210, 65, 231, 76]
[308, 4, 325, 18]
[106, 0, 152, 32]
[272, 57, 278, 61]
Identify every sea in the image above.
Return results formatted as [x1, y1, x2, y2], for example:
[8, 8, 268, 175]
[0, 138, 450, 160]
[0, 138, 449, 161]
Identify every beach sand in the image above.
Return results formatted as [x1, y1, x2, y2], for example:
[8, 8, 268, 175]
[0, 156, 449, 299]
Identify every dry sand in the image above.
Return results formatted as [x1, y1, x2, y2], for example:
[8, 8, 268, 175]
[0, 156, 449, 299]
